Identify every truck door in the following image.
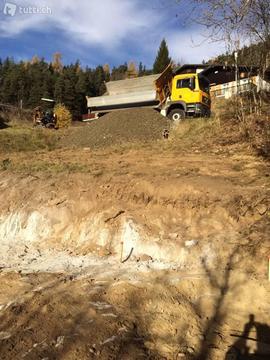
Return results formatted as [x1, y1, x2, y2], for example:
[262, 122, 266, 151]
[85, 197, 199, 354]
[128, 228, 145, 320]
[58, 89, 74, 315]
[171, 77, 196, 103]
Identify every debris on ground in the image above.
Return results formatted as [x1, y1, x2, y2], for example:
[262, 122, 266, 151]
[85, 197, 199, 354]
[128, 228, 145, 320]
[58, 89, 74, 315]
[59, 108, 171, 148]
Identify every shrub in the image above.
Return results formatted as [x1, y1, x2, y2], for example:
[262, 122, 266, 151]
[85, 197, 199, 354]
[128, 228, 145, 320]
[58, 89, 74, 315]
[54, 104, 72, 129]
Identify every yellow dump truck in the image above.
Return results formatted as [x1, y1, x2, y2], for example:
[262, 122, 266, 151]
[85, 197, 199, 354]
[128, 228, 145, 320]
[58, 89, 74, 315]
[86, 64, 211, 120]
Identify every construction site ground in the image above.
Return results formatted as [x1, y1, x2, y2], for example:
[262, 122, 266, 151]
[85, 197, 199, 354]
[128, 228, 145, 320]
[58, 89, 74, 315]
[0, 110, 269, 360]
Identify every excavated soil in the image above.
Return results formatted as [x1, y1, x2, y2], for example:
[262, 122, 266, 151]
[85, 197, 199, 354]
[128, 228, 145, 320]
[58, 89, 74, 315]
[59, 108, 170, 148]
[0, 116, 270, 359]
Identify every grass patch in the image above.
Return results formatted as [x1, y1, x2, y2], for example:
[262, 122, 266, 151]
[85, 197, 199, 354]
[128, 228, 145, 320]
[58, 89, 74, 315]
[0, 126, 58, 152]
[161, 117, 220, 151]
[1, 160, 92, 174]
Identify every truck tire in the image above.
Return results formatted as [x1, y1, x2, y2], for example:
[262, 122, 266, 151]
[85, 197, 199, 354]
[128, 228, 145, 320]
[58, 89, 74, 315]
[168, 109, 186, 122]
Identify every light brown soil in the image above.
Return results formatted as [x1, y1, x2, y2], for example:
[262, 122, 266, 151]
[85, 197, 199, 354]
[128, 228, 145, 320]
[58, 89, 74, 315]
[0, 127, 269, 359]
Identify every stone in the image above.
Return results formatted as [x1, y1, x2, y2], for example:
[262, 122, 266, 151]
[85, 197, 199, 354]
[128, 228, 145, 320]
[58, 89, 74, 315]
[138, 254, 153, 262]
[256, 204, 268, 216]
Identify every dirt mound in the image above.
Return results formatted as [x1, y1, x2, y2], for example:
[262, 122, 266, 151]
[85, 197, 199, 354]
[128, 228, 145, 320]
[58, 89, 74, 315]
[59, 108, 170, 148]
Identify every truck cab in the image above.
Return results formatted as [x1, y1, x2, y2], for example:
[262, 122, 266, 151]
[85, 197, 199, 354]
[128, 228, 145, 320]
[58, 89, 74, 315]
[156, 66, 211, 121]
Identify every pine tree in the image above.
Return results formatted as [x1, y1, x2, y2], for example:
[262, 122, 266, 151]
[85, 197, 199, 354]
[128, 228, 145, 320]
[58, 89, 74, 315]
[138, 62, 144, 76]
[27, 61, 49, 107]
[16, 62, 27, 105]
[63, 77, 74, 111]
[93, 66, 106, 95]
[153, 39, 171, 74]
[85, 68, 96, 97]
[75, 71, 87, 116]
[111, 63, 128, 81]
[54, 75, 65, 103]
[138, 62, 150, 76]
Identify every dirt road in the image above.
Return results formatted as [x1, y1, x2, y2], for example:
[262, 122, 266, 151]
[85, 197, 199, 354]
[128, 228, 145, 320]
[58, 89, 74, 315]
[0, 143, 269, 359]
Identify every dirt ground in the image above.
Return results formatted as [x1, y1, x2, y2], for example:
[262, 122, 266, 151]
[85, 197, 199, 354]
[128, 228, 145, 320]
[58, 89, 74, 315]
[0, 114, 270, 360]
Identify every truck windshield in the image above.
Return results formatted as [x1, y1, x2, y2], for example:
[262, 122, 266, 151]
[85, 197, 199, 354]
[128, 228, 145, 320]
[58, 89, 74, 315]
[176, 77, 195, 90]
[198, 76, 210, 94]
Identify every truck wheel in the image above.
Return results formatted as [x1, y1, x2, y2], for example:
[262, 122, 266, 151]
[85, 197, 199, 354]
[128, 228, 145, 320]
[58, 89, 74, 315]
[168, 109, 185, 122]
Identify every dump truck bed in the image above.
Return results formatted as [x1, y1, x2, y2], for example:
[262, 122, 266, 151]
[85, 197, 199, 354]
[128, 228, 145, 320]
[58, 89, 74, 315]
[87, 90, 158, 112]
[87, 74, 161, 113]
[106, 74, 160, 95]
[86, 66, 176, 114]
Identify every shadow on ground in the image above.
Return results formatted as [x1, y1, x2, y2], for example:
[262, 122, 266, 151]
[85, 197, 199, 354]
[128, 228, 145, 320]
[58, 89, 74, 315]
[225, 314, 270, 360]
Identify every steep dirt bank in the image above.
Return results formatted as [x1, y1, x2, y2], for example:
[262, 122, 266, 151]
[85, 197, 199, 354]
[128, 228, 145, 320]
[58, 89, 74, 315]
[0, 147, 269, 359]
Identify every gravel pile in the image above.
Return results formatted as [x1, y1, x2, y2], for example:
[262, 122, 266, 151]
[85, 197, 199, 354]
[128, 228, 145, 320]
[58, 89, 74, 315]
[59, 108, 170, 148]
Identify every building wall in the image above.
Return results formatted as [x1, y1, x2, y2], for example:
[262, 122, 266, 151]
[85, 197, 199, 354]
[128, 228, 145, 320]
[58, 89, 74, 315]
[210, 76, 270, 99]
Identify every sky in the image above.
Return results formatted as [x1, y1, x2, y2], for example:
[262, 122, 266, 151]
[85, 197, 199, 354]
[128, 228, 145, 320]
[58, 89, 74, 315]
[0, 0, 226, 68]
